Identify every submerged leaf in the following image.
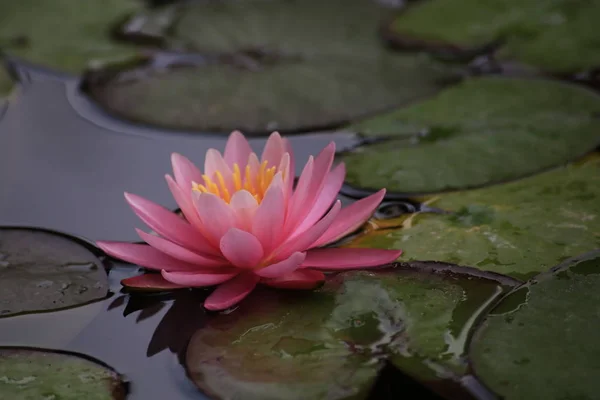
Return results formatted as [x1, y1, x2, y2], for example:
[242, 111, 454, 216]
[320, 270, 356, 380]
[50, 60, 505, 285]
[0, 0, 144, 73]
[469, 250, 600, 400]
[345, 156, 600, 278]
[385, 0, 600, 73]
[0, 228, 108, 317]
[342, 77, 600, 194]
[185, 265, 516, 399]
[0, 347, 125, 399]
[85, 0, 456, 134]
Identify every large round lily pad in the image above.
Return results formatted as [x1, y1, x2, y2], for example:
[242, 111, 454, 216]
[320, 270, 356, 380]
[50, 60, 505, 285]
[85, 0, 456, 134]
[469, 250, 600, 400]
[0, 228, 109, 317]
[341, 77, 600, 194]
[0, 347, 125, 399]
[185, 265, 517, 399]
[0, 0, 144, 73]
[385, 0, 600, 74]
[344, 156, 600, 279]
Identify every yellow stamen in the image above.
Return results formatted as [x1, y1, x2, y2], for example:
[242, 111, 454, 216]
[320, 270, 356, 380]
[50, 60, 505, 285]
[232, 163, 242, 191]
[192, 154, 282, 204]
[244, 165, 254, 192]
[215, 171, 230, 203]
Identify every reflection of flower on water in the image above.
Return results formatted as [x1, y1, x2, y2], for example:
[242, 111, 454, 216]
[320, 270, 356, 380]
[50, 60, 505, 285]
[108, 290, 206, 358]
[98, 131, 401, 311]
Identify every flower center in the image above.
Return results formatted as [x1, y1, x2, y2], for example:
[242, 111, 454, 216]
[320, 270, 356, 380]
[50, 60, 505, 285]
[192, 160, 277, 203]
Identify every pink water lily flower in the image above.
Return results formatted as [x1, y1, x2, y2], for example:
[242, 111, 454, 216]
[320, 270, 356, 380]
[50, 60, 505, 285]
[97, 131, 401, 311]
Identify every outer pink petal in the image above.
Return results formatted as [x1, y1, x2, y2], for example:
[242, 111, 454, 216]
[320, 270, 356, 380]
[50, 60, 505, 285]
[124, 192, 213, 255]
[273, 200, 341, 261]
[136, 229, 226, 268]
[171, 153, 203, 193]
[255, 252, 306, 278]
[261, 269, 325, 289]
[97, 241, 201, 272]
[224, 130, 253, 168]
[165, 175, 207, 234]
[252, 173, 285, 252]
[220, 228, 264, 268]
[312, 189, 386, 248]
[204, 273, 260, 311]
[193, 192, 236, 245]
[161, 270, 238, 287]
[286, 142, 335, 235]
[261, 131, 285, 168]
[121, 273, 187, 291]
[284, 156, 313, 234]
[302, 248, 402, 270]
[282, 138, 295, 199]
[294, 163, 345, 235]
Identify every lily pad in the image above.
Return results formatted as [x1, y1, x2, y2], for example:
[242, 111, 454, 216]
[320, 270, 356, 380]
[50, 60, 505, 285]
[0, 347, 125, 399]
[185, 265, 517, 399]
[85, 0, 456, 134]
[344, 156, 600, 279]
[341, 77, 600, 194]
[0, 0, 144, 73]
[0, 228, 109, 317]
[469, 250, 600, 400]
[385, 0, 600, 73]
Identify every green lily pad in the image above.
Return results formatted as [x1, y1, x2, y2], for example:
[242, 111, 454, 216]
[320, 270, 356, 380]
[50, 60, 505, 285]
[341, 77, 600, 194]
[385, 0, 600, 73]
[0, 228, 109, 317]
[345, 156, 600, 279]
[85, 0, 456, 134]
[469, 250, 600, 400]
[0, 0, 144, 73]
[0, 347, 125, 399]
[185, 265, 517, 399]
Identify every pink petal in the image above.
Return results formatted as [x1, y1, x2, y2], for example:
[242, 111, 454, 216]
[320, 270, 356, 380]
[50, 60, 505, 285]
[285, 142, 335, 235]
[244, 153, 261, 188]
[136, 229, 226, 268]
[165, 175, 207, 236]
[204, 148, 232, 185]
[171, 153, 203, 193]
[261, 131, 285, 168]
[273, 200, 341, 261]
[193, 192, 236, 245]
[261, 269, 325, 289]
[255, 252, 306, 278]
[284, 156, 313, 234]
[121, 273, 187, 291]
[277, 153, 292, 204]
[220, 228, 264, 268]
[312, 189, 386, 248]
[224, 130, 253, 168]
[229, 190, 259, 231]
[97, 241, 201, 272]
[294, 163, 345, 235]
[124, 192, 213, 255]
[282, 138, 295, 199]
[204, 273, 260, 311]
[161, 270, 238, 287]
[303, 248, 402, 270]
[252, 173, 285, 252]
